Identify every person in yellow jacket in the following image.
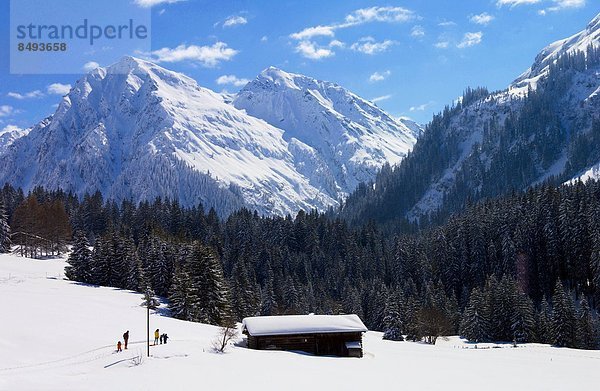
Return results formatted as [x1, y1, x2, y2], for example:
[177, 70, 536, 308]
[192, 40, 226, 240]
[154, 329, 160, 345]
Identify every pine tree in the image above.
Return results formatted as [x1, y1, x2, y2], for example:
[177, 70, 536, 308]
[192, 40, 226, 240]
[460, 287, 490, 343]
[187, 242, 232, 326]
[551, 280, 576, 347]
[65, 230, 92, 283]
[260, 269, 278, 316]
[511, 291, 535, 343]
[536, 296, 552, 344]
[109, 231, 128, 289]
[382, 292, 404, 341]
[141, 287, 160, 309]
[576, 296, 597, 350]
[169, 265, 193, 320]
[283, 276, 300, 314]
[123, 236, 142, 291]
[230, 261, 259, 319]
[0, 198, 11, 253]
[149, 238, 172, 297]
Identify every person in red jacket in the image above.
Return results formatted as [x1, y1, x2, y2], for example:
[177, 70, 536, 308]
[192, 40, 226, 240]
[117, 341, 122, 352]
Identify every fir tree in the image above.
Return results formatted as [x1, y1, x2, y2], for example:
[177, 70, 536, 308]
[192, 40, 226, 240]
[0, 198, 11, 253]
[65, 231, 92, 283]
[169, 265, 193, 320]
[536, 296, 552, 344]
[382, 292, 404, 341]
[141, 287, 160, 309]
[576, 296, 597, 350]
[511, 291, 535, 343]
[551, 280, 576, 347]
[260, 269, 278, 316]
[187, 242, 232, 326]
[460, 287, 490, 343]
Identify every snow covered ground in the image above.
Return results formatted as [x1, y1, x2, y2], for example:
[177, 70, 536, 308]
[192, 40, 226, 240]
[1, 253, 600, 391]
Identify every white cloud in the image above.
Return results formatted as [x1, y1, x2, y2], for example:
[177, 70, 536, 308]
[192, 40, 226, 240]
[371, 94, 392, 103]
[290, 6, 416, 40]
[0, 124, 23, 134]
[457, 32, 483, 48]
[411, 25, 425, 38]
[47, 83, 72, 95]
[223, 15, 248, 28]
[216, 75, 250, 87]
[470, 13, 495, 25]
[329, 40, 345, 48]
[351, 37, 395, 55]
[496, 0, 541, 7]
[369, 70, 391, 82]
[342, 6, 416, 26]
[0, 105, 16, 117]
[134, 0, 184, 7]
[295, 41, 334, 60]
[542, 0, 586, 13]
[260, 36, 268, 43]
[83, 61, 100, 72]
[438, 21, 457, 27]
[410, 101, 435, 111]
[434, 41, 450, 49]
[147, 42, 238, 66]
[289, 6, 417, 60]
[290, 25, 336, 40]
[7, 90, 44, 99]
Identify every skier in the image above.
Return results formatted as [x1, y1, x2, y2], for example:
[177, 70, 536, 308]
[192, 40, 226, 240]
[159, 333, 164, 344]
[154, 329, 160, 345]
[117, 341, 122, 352]
[123, 330, 129, 350]
[163, 333, 169, 344]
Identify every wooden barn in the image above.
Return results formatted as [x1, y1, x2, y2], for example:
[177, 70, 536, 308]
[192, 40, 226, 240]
[242, 314, 367, 357]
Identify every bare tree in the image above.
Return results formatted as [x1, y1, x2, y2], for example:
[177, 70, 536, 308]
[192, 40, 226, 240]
[418, 307, 453, 344]
[212, 324, 238, 353]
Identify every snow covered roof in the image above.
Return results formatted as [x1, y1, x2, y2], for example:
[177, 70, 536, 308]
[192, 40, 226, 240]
[242, 314, 367, 336]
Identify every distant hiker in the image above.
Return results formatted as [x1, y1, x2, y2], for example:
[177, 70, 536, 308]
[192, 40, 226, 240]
[159, 333, 164, 344]
[123, 330, 129, 350]
[163, 333, 169, 344]
[117, 341, 122, 352]
[154, 329, 160, 345]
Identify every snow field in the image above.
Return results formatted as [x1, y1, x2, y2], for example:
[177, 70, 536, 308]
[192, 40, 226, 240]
[1, 253, 599, 391]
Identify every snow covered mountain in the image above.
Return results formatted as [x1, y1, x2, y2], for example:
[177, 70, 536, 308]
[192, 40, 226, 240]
[0, 123, 34, 155]
[342, 12, 600, 225]
[0, 57, 416, 215]
[233, 67, 417, 196]
[512, 13, 600, 91]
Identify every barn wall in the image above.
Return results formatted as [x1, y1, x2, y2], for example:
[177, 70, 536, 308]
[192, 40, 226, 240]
[248, 332, 363, 357]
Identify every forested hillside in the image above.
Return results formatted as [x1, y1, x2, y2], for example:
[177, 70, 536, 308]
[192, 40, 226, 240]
[342, 45, 600, 230]
[1, 179, 599, 349]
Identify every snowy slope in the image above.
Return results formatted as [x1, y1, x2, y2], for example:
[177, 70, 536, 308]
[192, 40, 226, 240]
[234, 67, 417, 196]
[513, 13, 600, 91]
[1, 252, 600, 391]
[0, 58, 416, 216]
[0, 123, 34, 155]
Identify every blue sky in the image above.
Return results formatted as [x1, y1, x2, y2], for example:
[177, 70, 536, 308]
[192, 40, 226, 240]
[0, 0, 598, 132]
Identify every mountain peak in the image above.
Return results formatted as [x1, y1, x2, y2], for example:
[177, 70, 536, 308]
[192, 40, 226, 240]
[513, 12, 600, 87]
[104, 55, 150, 74]
[257, 66, 302, 90]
